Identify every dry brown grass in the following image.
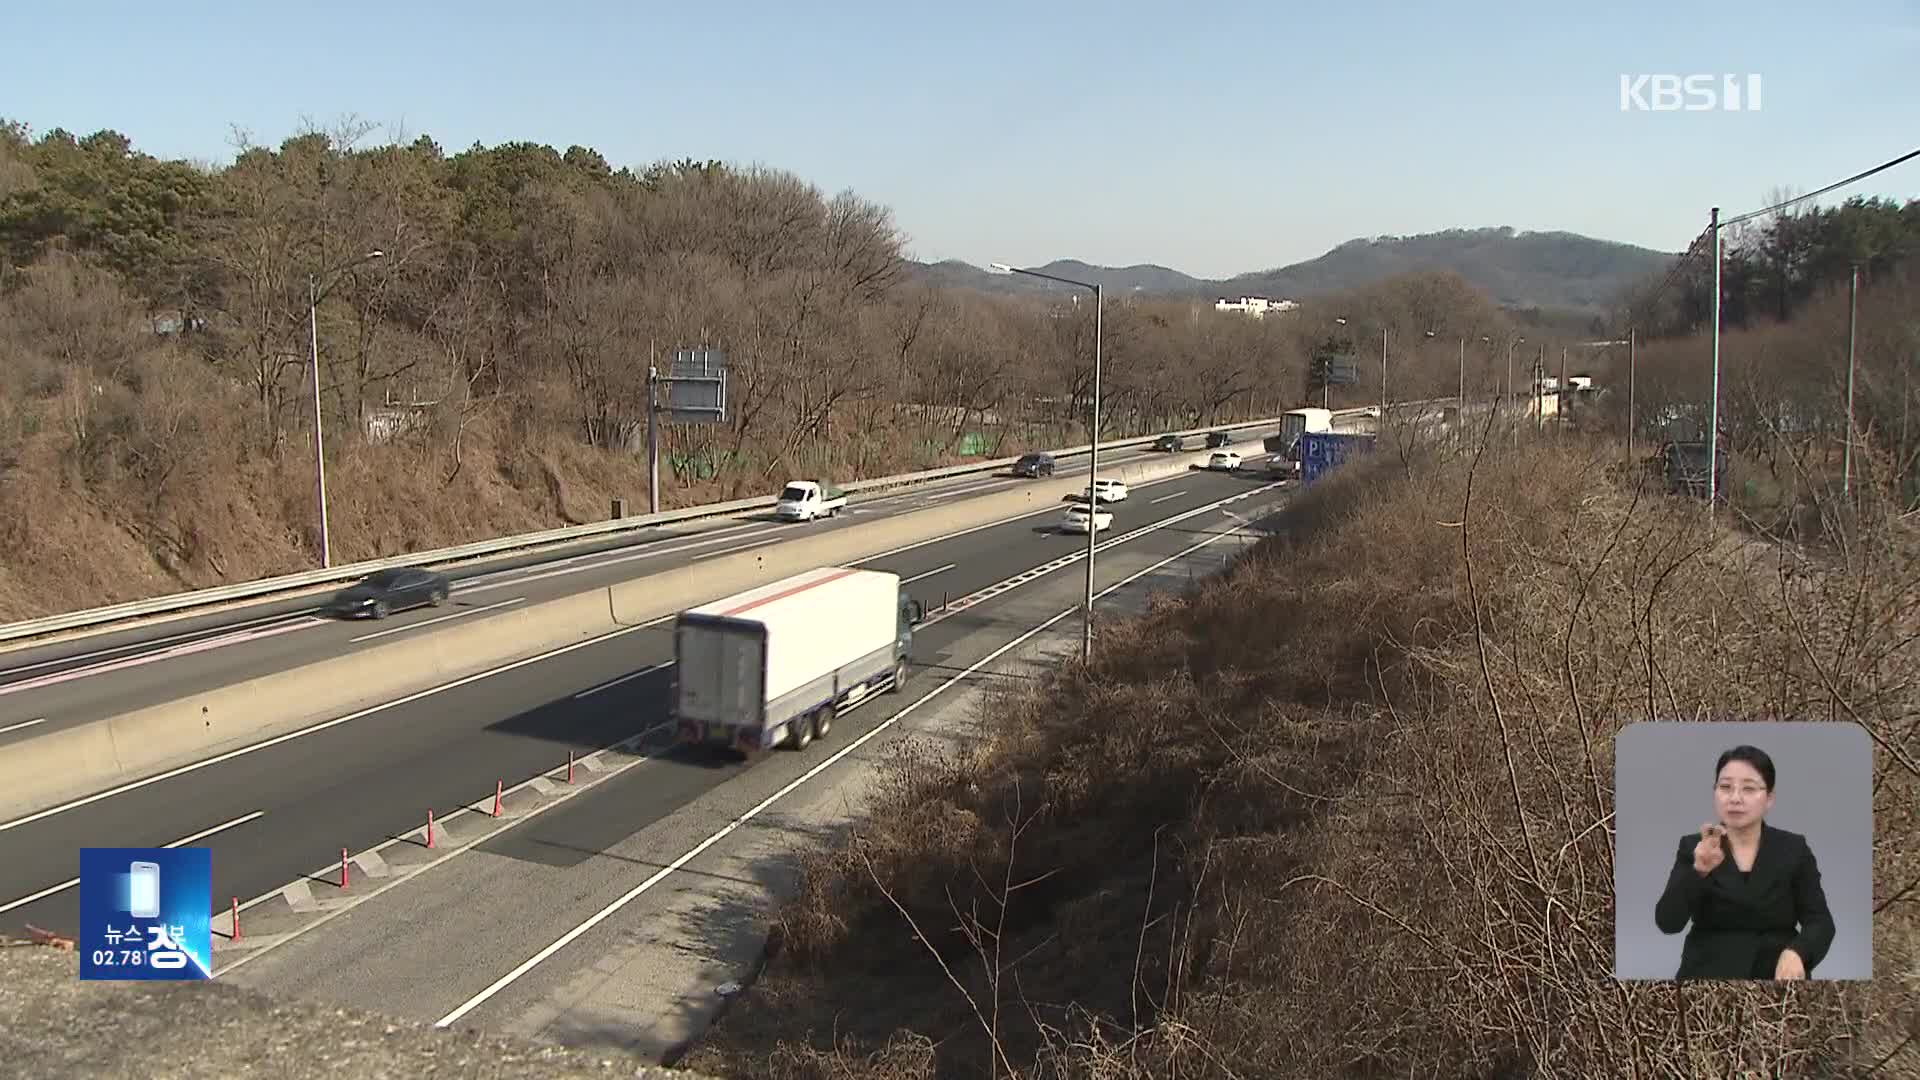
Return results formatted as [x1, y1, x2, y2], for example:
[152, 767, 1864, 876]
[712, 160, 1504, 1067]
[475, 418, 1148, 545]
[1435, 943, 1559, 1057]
[684, 422, 1920, 1080]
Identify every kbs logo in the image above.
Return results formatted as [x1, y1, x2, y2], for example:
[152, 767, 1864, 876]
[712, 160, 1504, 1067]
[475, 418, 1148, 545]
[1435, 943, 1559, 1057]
[1619, 74, 1763, 112]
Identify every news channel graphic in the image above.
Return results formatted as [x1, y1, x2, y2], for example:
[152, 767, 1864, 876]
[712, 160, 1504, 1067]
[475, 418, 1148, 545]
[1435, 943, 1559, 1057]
[1612, 721, 1874, 981]
[78, 847, 213, 980]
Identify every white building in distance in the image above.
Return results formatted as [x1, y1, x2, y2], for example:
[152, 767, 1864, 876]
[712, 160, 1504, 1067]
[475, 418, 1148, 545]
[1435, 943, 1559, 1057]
[1214, 296, 1298, 317]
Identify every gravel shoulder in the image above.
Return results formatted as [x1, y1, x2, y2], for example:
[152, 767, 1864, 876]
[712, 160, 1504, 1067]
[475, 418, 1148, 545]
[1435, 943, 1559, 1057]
[0, 941, 721, 1080]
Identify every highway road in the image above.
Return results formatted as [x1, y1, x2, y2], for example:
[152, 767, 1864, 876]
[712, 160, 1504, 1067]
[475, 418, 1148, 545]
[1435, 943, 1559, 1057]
[0, 441, 1178, 745]
[0, 465, 1286, 945]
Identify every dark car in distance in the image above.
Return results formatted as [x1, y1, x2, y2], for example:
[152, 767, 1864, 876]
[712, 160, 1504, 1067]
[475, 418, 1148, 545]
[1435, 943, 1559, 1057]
[1012, 452, 1056, 478]
[1153, 434, 1186, 451]
[328, 566, 452, 619]
[1659, 439, 1728, 501]
[1205, 430, 1235, 449]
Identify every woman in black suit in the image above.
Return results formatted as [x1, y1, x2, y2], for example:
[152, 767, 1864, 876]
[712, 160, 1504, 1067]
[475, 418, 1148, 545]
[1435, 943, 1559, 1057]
[1654, 744, 1836, 980]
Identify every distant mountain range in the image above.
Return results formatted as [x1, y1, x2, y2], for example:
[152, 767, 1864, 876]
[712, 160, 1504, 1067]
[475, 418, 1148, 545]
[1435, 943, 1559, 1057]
[912, 227, 1677, 318]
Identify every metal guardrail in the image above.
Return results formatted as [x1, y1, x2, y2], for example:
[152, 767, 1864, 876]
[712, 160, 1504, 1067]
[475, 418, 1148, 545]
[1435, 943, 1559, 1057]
[0, 413, 1319, 645]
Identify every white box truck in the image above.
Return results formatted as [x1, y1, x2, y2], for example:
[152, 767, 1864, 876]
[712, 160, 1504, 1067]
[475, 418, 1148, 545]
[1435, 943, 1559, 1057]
[671, 566, 924, 754]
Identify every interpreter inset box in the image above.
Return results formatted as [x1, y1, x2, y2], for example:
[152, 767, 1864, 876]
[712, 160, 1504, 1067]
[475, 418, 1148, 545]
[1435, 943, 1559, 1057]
[1613, 721, 1873, 981]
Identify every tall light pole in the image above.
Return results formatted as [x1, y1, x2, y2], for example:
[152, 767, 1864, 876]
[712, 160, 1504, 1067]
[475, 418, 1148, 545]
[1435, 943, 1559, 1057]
[993, 262, 1102, 664]
[1332, 317, 1349, 409]
[309, 249, 386, 568]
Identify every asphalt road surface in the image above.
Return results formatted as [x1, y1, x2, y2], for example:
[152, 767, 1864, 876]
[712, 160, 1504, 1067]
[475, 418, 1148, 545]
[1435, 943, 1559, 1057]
[0, 443, 1180, 744]
[0, 465, 1284, 941]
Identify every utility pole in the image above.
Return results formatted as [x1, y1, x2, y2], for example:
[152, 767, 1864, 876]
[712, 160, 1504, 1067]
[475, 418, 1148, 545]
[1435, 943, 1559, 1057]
[308, 273, 329, 568]
[1627, 327, 1637, 462]
[647, 339, 660, 515]
[1536, 342, 1551, 430]
[1380, 327, 1389, 420]
[1458, 337, 1465, 417]
[1559, 346, 1568, 434]
[1708, 206, 1723, 514]
[1087, 283, 1102, 664]
[1844, 262, 1859, 496]
[305, 249, 384, 569]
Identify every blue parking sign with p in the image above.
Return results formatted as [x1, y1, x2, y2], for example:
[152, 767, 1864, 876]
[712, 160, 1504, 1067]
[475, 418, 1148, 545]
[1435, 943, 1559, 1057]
[79, 847, 213, 980]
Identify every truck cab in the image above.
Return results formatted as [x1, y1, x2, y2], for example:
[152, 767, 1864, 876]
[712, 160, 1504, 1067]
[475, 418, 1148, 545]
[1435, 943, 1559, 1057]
[1263, 408, 1333, 476]
[774, 480, 849, 522]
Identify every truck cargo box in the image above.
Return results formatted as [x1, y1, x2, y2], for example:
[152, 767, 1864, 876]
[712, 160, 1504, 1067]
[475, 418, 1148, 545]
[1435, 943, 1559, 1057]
[673, 566, 915, 753]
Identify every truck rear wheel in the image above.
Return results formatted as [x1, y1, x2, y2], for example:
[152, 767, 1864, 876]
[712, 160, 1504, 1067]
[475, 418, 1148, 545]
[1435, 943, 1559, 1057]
[813, 706, 833, 739]
[789, 716, 813, 751]
[889, 658, 909, 694]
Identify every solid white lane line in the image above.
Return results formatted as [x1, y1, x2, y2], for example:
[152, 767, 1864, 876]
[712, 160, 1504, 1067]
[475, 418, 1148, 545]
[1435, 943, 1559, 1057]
[431, 491, 1271, 1029]
[0, 717, 48, 736]
[902, 564, 956, 585]
[0, 618, 326, 699]
[0, 622, 658, 835]
[433, 611, 1078, 1028]
[456, 527, 791, 595]
[0, 612, 322, 679]
[348, 598, 527, 643]
[449, 520, 779, 590]
[0, 810, 266, 915]
[213, 481, 1283, 978]
[0, 469, 1245, 835]
[692, 537, 783, 561]
[850, 467, 1193, 566]
[573, 662, 674, 699]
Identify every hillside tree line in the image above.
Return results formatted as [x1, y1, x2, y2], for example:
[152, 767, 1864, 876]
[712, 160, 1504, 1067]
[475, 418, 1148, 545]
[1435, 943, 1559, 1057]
[0, 119, 1391, 618]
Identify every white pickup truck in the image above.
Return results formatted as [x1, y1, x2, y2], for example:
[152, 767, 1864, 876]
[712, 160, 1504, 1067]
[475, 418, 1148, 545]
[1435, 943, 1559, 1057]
[773, 479, 849, 522]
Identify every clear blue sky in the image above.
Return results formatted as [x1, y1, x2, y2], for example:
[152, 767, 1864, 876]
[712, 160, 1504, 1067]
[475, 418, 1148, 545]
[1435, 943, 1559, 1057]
[6, 0, 1916, 279]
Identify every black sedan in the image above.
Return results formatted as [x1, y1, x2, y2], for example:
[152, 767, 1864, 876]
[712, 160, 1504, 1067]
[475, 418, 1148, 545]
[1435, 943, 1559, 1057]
[327, 567, 452, 619]
[1153, 434, 1186, 451]
[1012, 452, 1056, 478]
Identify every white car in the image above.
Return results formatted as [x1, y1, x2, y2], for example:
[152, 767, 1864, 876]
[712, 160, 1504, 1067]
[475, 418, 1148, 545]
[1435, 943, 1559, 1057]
[1207, 451, 1242, 471]
[1085, 478, 1130, 503]
[1060, 503, 1113, 534]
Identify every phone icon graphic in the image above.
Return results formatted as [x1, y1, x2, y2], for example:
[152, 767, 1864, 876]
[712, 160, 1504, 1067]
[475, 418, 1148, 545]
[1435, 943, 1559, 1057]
[128, 861, 160, 919]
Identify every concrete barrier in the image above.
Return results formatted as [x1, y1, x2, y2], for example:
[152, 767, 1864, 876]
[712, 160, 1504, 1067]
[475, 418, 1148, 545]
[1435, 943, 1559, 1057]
[0, 587, 626, 821]
[0, 447, 1223, 821]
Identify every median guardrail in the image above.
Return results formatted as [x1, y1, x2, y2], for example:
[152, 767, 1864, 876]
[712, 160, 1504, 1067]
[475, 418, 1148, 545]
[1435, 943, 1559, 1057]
[0, 413, 1328, 646]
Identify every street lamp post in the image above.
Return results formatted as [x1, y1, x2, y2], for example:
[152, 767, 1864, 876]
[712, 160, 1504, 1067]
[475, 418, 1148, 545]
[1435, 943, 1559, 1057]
[309, 249, 386, 568]
[1332, 317, 1349, 410]
[992, 262, 1102, 664]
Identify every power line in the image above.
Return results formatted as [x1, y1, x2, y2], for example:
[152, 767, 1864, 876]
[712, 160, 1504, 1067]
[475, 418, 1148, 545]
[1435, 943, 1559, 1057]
[1719, 145, 1920, 227]
[1622, 143, 1920, 332]
[1624, 224, 1713, 331]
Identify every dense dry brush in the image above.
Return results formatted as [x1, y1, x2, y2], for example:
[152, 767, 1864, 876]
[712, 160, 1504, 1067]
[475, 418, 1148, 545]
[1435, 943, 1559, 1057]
[687, 427, 1918, 1080]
